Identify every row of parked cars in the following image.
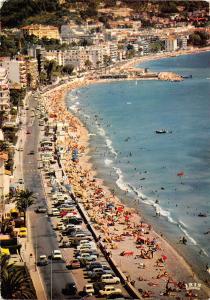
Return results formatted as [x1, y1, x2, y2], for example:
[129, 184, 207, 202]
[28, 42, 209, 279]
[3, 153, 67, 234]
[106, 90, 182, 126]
[71, 238, 123, 298]
[47, 195, 125, 298]
[35, 121, 126, 298]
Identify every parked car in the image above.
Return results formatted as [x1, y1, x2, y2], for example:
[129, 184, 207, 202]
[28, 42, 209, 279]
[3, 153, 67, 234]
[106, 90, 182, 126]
[101, 265, 115, 276]
[101, 274, 121, 284]
[87, 267, 105, 278]
[77, 253, 97, 262]
[77, 244, 97, 251]
[86, 262, 102, 271]
[35, 206, 47, 213]
[18, 227, 27, 238]
[66, 259, 80, 269]
[99, 285, 122, 296]
[84, 283, 94, 296]
[52, 250, 62, 260]
[50, 209, 60, 217]
[68, 217, 83, 225]
[37, 255, 48, 266]
[18, 179, 24, 184]
[75, 248, 99, 258]
[29, 150, 35, 155]
[80, 240, 94, 246]
[62, 283, 77, 295]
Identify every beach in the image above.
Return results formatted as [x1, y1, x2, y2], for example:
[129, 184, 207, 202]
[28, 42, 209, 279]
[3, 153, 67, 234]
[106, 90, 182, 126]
[40, 48, 210, 299]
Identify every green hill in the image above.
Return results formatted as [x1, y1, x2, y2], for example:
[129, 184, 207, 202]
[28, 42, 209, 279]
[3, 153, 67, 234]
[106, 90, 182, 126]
[1, 0, 208, 29]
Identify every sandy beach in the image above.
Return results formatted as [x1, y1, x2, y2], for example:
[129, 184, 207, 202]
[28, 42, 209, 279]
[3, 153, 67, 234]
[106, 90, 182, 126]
[40, 48, 210, 299]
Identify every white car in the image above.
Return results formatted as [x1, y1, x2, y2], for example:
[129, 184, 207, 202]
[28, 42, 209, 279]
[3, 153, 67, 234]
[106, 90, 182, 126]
[84, 283, 94, 296]
[80, 240, 93, 245]
[101, 274, 121, 284]
[99, 285, 122, 296]
[52, 250, 62, 260]
[51, 209, 60, 216]
[77, 244, 97, 251]
[77, 253, 97, 261]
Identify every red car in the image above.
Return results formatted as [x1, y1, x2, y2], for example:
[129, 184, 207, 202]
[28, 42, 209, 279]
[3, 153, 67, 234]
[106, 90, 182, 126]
[66, 259, 80, 269]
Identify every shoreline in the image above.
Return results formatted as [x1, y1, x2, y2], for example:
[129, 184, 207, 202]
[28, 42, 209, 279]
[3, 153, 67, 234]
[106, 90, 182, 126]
[112, 46, 210, 71]
[42, 48, 210, 298]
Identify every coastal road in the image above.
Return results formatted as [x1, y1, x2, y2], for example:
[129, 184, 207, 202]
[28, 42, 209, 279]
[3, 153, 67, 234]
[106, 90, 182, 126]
[23, 95, 76, 300]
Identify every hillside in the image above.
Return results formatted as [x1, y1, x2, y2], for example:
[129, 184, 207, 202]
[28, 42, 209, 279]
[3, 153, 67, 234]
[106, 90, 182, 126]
[1, 0, 209, 29]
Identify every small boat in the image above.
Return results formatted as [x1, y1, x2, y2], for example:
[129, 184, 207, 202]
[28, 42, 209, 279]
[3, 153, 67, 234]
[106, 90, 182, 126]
[155, 129, 167, 134]
[182, 75, 192, 79]
[198, 213, 207, 217]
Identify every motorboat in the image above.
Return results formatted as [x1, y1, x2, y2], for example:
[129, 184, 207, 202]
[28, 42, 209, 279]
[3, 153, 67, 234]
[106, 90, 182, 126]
[155, 129, 167, 134]
[155, 129, 172, 134]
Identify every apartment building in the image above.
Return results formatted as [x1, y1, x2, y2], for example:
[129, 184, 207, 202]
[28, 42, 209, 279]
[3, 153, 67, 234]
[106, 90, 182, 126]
[165, 36, 178, 52]
[28, 46, 45, 74]
[44, 50, 65, 66]
[0, 67, 10, 112]
[109, 43, 118, 62]
[64, 47, 88, 70]
[22, 24, 60, 40]
[177, 35, 189, 50]
[0, 59, 27, 88]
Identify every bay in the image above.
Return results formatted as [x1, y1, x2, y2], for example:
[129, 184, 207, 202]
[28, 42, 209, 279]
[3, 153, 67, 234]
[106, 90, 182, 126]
[67, 51, 210, 273]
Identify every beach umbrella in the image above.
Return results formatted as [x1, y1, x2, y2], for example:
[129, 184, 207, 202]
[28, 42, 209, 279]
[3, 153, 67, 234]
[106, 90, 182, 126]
[177, 171, 185, 183]
[125, 215, 130, 222]
[117, 206, 124, 213]
[177, 171, 184, 177]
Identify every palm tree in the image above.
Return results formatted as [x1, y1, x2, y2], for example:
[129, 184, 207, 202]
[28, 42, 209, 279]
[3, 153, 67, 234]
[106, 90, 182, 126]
[15, 189, 36, 226]
[1, 255, 36, 299]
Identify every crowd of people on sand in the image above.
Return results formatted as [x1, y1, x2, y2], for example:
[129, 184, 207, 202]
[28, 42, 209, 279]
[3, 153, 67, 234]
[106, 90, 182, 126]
[40, 80, 206, 299]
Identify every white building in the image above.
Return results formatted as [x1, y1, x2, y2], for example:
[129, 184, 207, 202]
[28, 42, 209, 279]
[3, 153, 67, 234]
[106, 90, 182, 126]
[64, 44, 110, 70]
[44, 50, 65, 66]
[177, 35, 189, 50]
[109, 43, 118, 62]
[64, 48, 88, 71]
[0, 67, 10, 112]
[1, 59, 27, 88]
[165, 37, 178, 52]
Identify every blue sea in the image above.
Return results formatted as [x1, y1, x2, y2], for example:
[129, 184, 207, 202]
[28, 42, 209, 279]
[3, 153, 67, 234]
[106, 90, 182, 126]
[67, 51, 210, 276]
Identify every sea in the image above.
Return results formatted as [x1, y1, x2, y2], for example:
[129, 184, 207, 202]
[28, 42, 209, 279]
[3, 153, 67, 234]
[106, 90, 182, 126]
[66, 51, 210, 279]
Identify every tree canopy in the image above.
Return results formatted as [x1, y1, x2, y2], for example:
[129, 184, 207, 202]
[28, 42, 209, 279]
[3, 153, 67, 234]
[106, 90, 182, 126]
[1, 0, 61, 27]
[188, 31, 209, 47]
